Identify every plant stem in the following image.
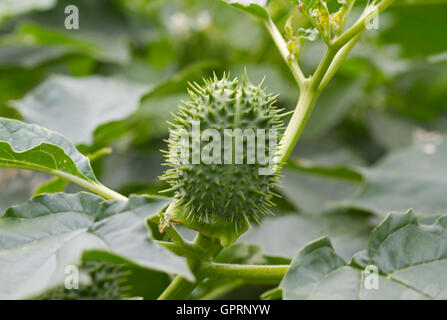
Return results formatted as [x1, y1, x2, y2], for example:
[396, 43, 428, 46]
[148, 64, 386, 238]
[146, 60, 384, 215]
[157, 275, 198, 300]
[278, 88, 319, 164]
[0, 162, 128, 201]
[268, 0, 397, 166]
[156, 241, 205, 261]
[317, 34, 361, 92]
[264, 19, 306, 91]
[86, 147, 112, 162]
[158, 233, 223, 300]
[302, 10, 331, 46]
[54, 171, 127, 201]
[333, 0, 396, 50]
[311, 46, 337, 91]
[199, 263, 289, 283]
[199, 279, 245, 300]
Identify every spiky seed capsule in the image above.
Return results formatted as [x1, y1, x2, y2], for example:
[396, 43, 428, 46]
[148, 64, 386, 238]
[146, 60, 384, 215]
[161, 73, 283, 246]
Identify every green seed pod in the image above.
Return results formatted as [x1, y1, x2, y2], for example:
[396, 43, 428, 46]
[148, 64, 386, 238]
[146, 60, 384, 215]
[161, 73, 283, 247]
[38, 262, 130, 300]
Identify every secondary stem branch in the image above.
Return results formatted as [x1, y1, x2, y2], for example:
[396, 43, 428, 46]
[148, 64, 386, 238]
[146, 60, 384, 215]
[199, 263, 289, 282]
[278, 88, 319, 164]
[264, 19, 306, 91]
[333, 0, 396, 50]
[318, 34, 361, 92]
[158, 233, 223, 300]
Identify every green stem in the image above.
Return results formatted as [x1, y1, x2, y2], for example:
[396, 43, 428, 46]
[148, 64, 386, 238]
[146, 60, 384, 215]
[264, 19, 306, 91]
[157, 276, 198, 300]
[337, 0, 356, 36]
[199, 263, 289, 283]
[155, 241, 204, 261]
[86, 147, 112, 162]
[0, 163, 127, 201]
[333, 0, 396, 50]
[199, 279, 245, 300]
[158, 233, 223, 300]
[310, 47, 338, 93]
[54, 171, 127, 201]
[302, 10, 331, 46]
[275, 0, 392, 163]
[278, 88, 319, 164]
[317, 34, 361, 92]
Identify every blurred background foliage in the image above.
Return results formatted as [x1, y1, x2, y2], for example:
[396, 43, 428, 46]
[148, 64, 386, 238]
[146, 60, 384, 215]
[0, 0, 446, 299]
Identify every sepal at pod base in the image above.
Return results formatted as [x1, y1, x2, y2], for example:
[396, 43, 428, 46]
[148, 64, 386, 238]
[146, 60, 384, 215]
[160, 73, 284, 247]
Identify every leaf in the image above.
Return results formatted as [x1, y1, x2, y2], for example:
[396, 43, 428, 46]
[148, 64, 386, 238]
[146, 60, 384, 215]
[216, 243, 290, 265]
[0, 0, 56, 21]
[302, 78, 366, 141]
[396, 0, 447, 4]
[0, 192, 192, 299]
[33, 147, 111, 196]
[12, 75, 149, 145]
[33, 177, 68, 196]
[5, 22, 129, 66]
[221, 0, 270, 20]
[341, 134, 447, 216]
[0, 45, 69, 69]
[280, 211, 447, 299]
[240, 209, 373, 260]
[0, 169, 47, 213]
[135, 93, 188, 140]
[20, 0, 135, 63]
[366, 110, 417, 150]
[383, 4, 447, 58]
[140, 60, 220, 98]
[281, 159, 362, 213]
[0, 117, 99, 185]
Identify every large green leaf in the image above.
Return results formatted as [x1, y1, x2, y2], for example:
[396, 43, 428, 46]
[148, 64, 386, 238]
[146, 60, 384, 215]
[281, 155, 362, 213]
[18, 0, 136, 63]
[366, 110, 417, 150]
[384, 4, 447, 58]
[280, 211, 447, 299]
[341, 134, 447, 216]
[0, 192, 192, 299]
[12, 75, 149, 145]
[0, 0, 56, 21]
[0, 117, 99, 185]
[0, 169, 47, 213]
[302, 78, 366, 141]
[0, 45, 69, 69]
[221, 0, 270, 20]
[396, 0, 447, 4]
[240, 209, 373, 260]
